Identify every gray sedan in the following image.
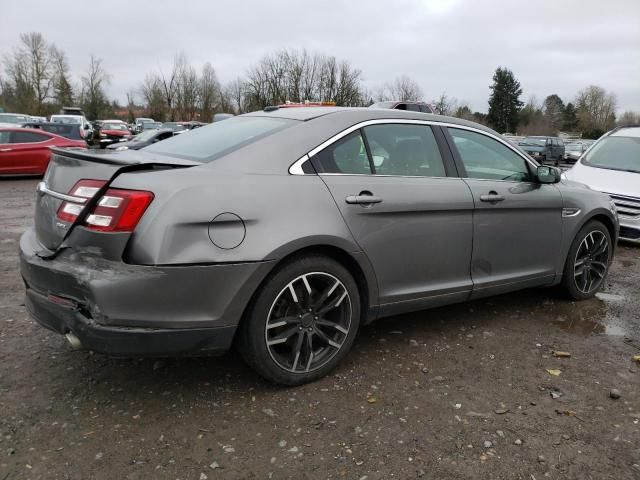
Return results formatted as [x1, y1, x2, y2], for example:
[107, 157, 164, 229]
[20, 108, 618, 385]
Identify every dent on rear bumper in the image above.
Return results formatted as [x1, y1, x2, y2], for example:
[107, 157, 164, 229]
[20, 227, 275, 332]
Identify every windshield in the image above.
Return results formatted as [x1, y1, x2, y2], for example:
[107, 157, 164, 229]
[145, 116, 295, 162]
[521, 137, 547, 146]
[582, 135, 640, 173]
[0, 113, 28, 124]
[51, 115, 82, 125]
[102, 123, 128, 131]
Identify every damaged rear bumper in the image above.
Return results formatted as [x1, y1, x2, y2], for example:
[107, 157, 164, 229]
[19, 227, 274, 356]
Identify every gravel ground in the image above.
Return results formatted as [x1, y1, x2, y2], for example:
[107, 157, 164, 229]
[1, 177, 639, 480]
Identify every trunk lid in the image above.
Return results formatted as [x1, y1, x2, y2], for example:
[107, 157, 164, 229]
[35, 148, 197, 251]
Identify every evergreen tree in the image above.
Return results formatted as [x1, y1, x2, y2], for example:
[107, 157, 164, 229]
[487, 67, 523, 133]
[543, 94, 565, 132]
[562, 102, 578, 131]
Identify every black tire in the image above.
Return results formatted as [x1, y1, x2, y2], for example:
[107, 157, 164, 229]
[237, 255, 361, 386]
[561, 220, 612, 300]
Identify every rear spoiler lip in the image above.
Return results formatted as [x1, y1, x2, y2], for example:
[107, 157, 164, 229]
[49, 146, 200, 167]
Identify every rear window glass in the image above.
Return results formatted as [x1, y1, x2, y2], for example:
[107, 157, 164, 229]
[145, 116, 295, 162]
[35, 124, 82, 140]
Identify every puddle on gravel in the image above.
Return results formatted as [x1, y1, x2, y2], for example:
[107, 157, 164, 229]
[551, 293, 628, 337]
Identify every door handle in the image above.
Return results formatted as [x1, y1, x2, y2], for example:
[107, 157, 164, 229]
[479, 191, 505, 203]
[0, 148, 11, 152]
[345, 193, 383, 205]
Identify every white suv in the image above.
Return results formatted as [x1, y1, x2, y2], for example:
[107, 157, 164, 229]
[564, 125, 640, 243]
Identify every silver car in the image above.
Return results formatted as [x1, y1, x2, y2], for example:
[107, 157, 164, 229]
[20, 107, 618, 385]
[564, 125, 639, 243]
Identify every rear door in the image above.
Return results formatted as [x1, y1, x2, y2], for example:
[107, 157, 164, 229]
[4, 130, 52, 174]
[313, 121, 474, 314]
[444, 127, 562, 297]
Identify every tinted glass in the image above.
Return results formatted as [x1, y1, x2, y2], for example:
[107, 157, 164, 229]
[521, 137, 547, 146]
[449, 128, 531, 181]
[363, 124, 446, 177]
[313, 131, 372, 174]
[0, 131, 10, 144]
[11, 131, 49, 143]
[405, 103, 421, 112]
[37, 124, 82, 140]
[582, 135, 640, 173]
[145, 116, 295, 162]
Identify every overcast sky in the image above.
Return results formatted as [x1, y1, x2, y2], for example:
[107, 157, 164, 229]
[2, 0, 639, 113]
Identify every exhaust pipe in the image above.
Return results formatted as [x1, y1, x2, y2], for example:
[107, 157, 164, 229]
[65, 333, 83, 350]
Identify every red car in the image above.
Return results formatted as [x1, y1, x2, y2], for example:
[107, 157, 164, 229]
[0, 128, 86, 175]
[98, 120, 132, 148]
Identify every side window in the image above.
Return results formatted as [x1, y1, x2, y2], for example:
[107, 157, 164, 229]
[419, 104, 432, 114]
[363, 124, 446, 177]
[10, 131, 49, 144]
[313, 131, 372, 174]
[405, 103, 421, 112]
[448, 128, 532, 182]
[0, 131, 10, 144]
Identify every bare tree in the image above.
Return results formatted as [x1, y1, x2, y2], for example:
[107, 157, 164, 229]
[575, 85, 617, 134]
[199, 62, 221, 121]
[225, 77, 247, 114]
[388, 75, 423, 101]
[140, 73, 166, 120]
[432, 92, 459, 115]
[80, 55, 110, 120]
[50, 46, 74, 108]
[617, 110, 640, 126]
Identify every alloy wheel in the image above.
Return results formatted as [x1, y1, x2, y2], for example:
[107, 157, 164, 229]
[573, 230, 609, 294]
[265, 272, 352, 374]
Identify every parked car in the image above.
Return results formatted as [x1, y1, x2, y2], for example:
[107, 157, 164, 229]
[0, 127, 85, 175]
[369, 100, 434, 114]
[134, 117, 154, 133]
[162, 122, 189, 134]
[519, 136, 565, 165]
[564, 142, 589, 162]
[23, 122, 84, 141]
[564, 125, 639, 243]
[98, 120, 133, 148]
[59, 107, 85, 116]
[0, 112, 30, 127]
[50, 114, 93, 142]
[20, 107, 618, 385]
[106, 128, 175, 151]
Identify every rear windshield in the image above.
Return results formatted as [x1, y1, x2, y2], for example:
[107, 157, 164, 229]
[521, 137, 547, 146]
[36, 124, 82, 140]
[145, 116, 295, 162]
[582, 135, 640, 173]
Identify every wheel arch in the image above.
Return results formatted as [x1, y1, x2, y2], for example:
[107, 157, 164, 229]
[236, 241, 379, 346]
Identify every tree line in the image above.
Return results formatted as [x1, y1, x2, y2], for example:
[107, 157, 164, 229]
[1, 32, 638, 138]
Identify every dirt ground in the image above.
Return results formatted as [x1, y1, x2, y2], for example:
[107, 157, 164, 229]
[0, 177, 638, 480]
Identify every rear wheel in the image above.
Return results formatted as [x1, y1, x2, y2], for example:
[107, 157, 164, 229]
[562, 220, 612, 300]
[238, 255, 360, 385]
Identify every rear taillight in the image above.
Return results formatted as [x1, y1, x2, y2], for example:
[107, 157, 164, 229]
[56, 179, 154, 232]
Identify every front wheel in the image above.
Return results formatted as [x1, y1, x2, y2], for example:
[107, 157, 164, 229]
[238, 255, 361, 385]
[562, 220, 612, 300]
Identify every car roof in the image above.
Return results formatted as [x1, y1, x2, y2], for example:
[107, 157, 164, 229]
[244, 106, 496, 133]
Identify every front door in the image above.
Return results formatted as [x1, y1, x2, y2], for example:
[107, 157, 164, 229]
[312, 122, 475, 314]
[445, 127, 563, 298]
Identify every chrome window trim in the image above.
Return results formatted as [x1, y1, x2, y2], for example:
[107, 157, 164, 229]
[36, 181, 87, 204]
[288, 118, 539, 176]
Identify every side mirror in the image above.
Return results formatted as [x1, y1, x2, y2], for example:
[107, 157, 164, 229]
[537, 165, 561, 184]
[84, 124, 90, 130]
